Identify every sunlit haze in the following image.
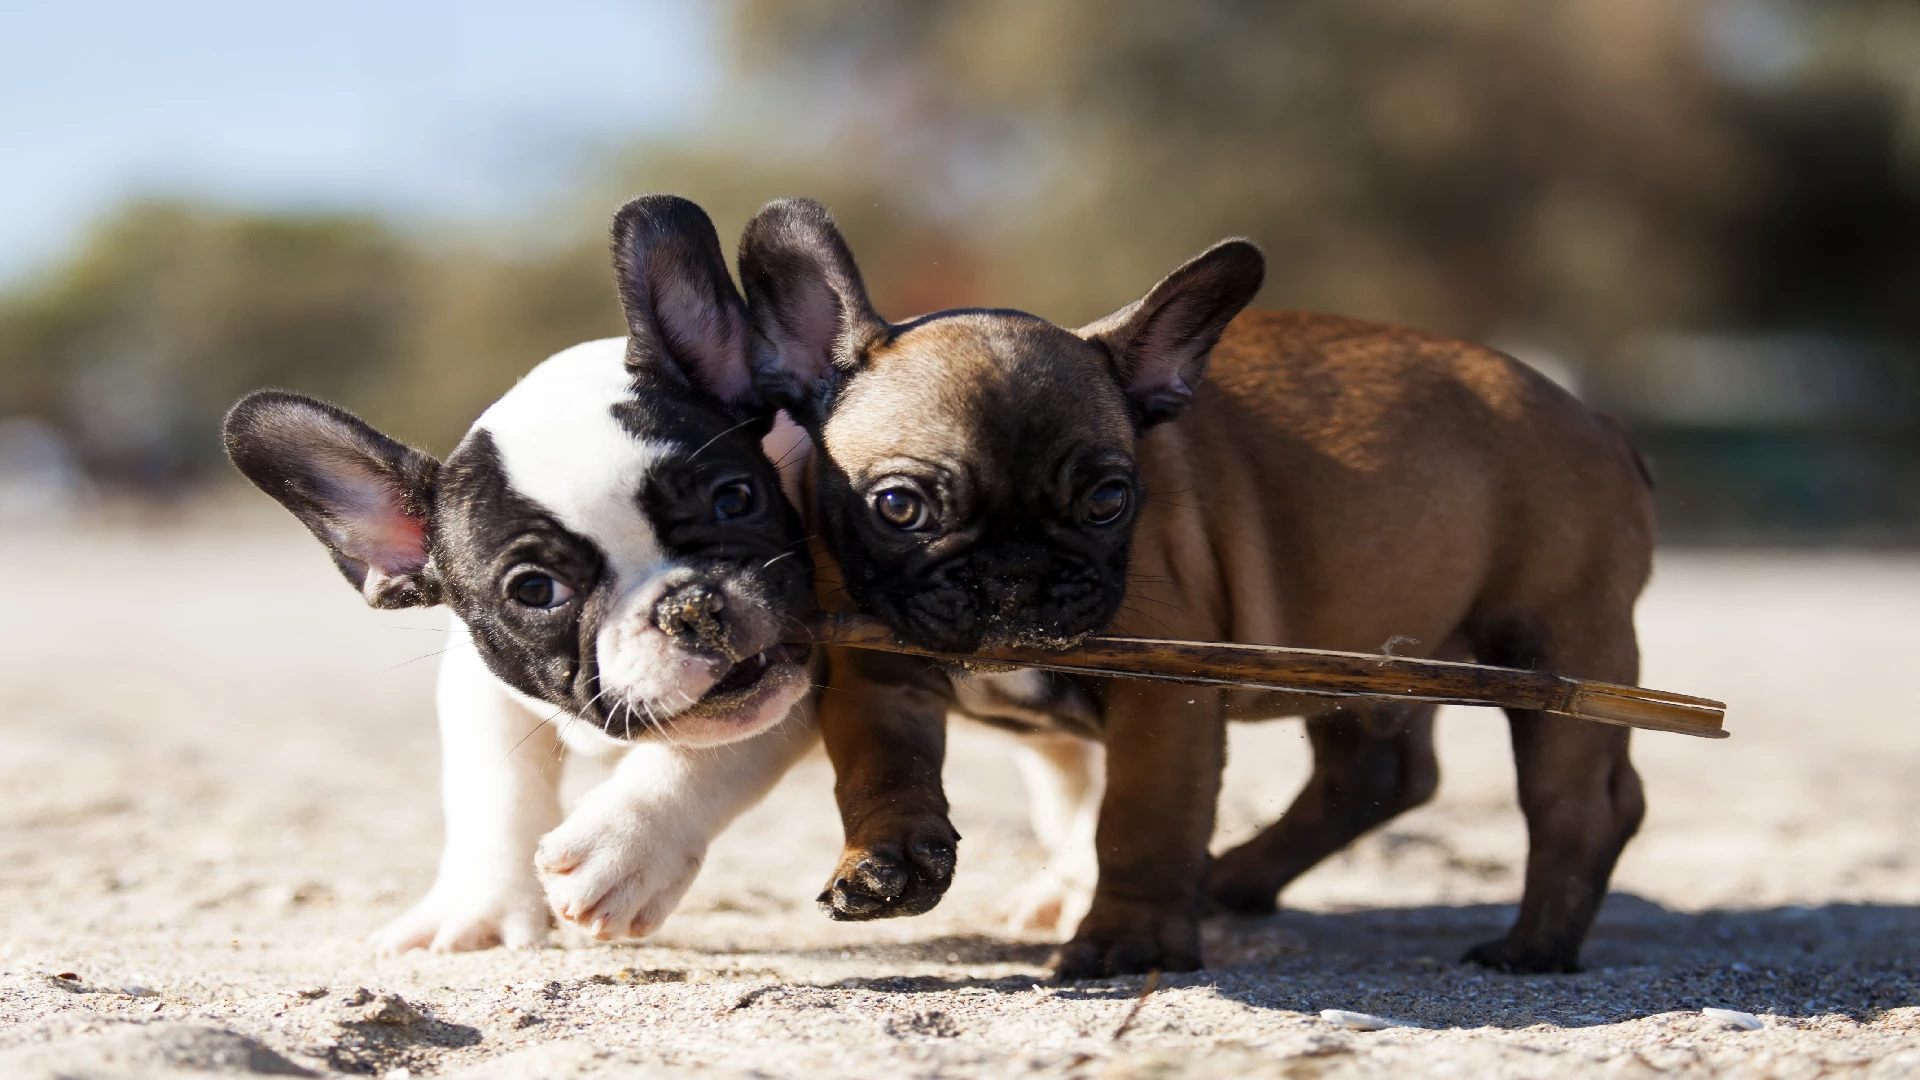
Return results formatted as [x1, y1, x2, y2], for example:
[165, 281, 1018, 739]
[0, 0, 717, 283]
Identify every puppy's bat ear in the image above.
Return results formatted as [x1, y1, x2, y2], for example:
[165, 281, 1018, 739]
[1079, 238, 1265, 430]
[611, 194, 758, 416]
[737, 197, 888, 420]
[223, 390, 441, 609]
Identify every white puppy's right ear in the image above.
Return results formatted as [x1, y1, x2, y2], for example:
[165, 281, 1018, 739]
[736, 197, 889, 421]
[223, 390, 441, 608]
[611, 194, 759, 416]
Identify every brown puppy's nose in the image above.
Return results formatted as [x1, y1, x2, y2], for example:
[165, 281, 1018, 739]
[976, 545, 1047, 609]
[653, 583, 731, 654]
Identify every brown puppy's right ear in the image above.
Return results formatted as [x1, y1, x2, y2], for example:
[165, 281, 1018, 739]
[737, 197, 889, 420]
[1079, 238, 1266, 430]
[223, 390, 441, 609]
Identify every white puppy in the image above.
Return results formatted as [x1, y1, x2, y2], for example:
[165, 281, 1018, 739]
[224, 195, 819, 951]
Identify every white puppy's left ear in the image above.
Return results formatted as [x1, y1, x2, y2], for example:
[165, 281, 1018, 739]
[223, 390, 441, 608]
[1079, 238, 1266, 430]
[611, 194, 758, 413]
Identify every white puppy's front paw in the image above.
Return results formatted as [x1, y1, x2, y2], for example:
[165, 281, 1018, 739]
[369, 873, 551, 956]
[535, 804, 705, 940]
[1003, 870, 1096, 938]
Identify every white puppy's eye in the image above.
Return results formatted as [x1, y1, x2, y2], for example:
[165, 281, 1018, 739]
[712, 479, 756, 522]
[872, 487, 931, 530]
[508, 571, 574, 609]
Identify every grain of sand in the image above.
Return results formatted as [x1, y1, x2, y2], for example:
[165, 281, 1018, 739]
[2, 502, 1916, 1078]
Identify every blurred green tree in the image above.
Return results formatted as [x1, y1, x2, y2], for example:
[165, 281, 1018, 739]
[0, 202, 415, 483]
[1, 0, 1916, 537]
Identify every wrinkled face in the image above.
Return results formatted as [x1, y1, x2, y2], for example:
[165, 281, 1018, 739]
[812, 314, 1141, 653]
[436, 339, 813, 746]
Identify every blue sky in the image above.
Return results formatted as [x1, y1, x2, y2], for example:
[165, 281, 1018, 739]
[0, 0, 717, 284]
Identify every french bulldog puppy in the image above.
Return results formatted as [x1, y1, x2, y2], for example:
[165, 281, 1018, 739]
[739, 198, 1655, 978]
[225, 195, 818, 952]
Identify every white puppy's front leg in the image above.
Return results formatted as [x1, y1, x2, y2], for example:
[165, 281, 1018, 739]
[1004, 732, 1105, 937]
[537, 703, 817, 939]
[371, 618, 562, 954]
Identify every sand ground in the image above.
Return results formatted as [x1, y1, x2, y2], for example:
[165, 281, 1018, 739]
[2, 503, 1917, 1078]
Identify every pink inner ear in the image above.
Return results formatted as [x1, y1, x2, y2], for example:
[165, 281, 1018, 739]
[344, 505, 429, 575]
[316, 456, 428, 574]
[656, 274, 752, 403]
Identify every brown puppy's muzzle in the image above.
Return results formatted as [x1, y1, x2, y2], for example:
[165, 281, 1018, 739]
[974, 543, 1049, 613]
[876, 544, 1119, 654]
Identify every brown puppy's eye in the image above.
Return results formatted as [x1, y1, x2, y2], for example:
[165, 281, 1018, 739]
[1088, 481, 1129, 524]
[712, 480, 756, 522]
[873, 487, 930, 530]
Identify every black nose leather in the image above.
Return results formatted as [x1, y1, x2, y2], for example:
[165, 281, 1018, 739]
[653, 583, 729, 652]
[975, 545, 1048, 608]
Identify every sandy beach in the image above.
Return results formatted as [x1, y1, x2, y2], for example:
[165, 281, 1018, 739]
[2, 503, 1916, 1078]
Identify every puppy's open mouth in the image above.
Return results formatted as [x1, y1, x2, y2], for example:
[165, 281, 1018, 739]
[592, 642, 812, 747]
[682, 642, 811, 714]
[701, 644, 797, 701]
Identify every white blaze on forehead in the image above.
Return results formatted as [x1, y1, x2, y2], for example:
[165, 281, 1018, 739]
[474, 337, 672, 582]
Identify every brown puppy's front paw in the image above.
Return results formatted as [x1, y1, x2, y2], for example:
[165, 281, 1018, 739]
[1461, 937, 1580, 974]
[1051, 900, 1203, 980]
[816, 825, 959, 921]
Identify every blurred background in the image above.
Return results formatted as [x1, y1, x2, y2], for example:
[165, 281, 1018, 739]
[3, 0, 1918, 541]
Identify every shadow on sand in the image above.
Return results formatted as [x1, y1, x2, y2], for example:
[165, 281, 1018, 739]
[726, 895, 1920, 1029]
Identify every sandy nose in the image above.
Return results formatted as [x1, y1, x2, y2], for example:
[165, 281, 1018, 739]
[652, 582, 730, 654]
[977, 544, 1048, 608]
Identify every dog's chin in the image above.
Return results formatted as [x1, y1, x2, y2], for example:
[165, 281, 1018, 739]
[886, 602, 1106, 655]
[609, 643, 813, 748]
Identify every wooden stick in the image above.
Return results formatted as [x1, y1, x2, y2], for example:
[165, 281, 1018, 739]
[796, 612, 1728, 739]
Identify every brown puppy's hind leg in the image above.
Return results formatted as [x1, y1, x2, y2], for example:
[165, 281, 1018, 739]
[815, 653, 961, 921]
[1461, 616, 1644, 974]
[1208, 704, 1439, 915]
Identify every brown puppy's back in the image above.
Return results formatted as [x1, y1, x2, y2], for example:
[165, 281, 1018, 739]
[1122, 310, 1655, 688]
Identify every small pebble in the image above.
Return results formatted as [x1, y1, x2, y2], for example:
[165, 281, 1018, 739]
[1321, 1008, 1423, 1031]
[360, 992, 422, 1026]
[1703, 1008, 1763, 1031]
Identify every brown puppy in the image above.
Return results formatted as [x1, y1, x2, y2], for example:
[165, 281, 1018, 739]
[741, 198, 1654, 979]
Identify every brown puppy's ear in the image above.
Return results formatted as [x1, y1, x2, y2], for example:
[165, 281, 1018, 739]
[737, 197, 888, 419]
[223, 390, 441, 609]
[611, 194, 756, 412]
[1079, 239, 1265, 429]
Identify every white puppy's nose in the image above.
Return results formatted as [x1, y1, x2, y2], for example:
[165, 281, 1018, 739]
[652, 582, 730, 654]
